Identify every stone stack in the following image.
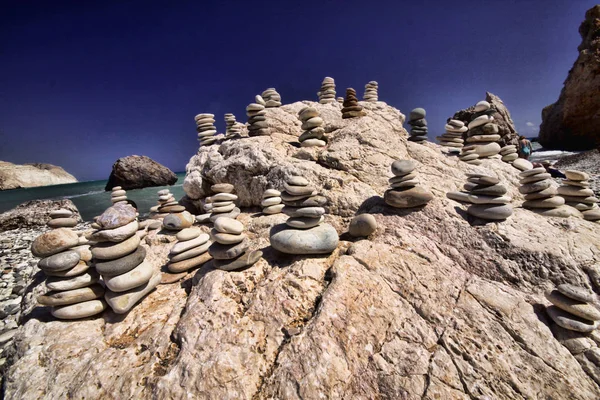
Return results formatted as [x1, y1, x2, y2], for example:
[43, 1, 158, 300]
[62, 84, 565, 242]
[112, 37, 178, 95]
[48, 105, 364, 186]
[499, 145, 518, 163]
[437, 119, 467, 151]
[166, 227, 212, 274]
[195, 113, 218, 147]
[246, 103, 270, 137]
[546, 284, 600, 333]
[159, 190, 193, 231]
[557, 170, 600, 221]
[47, 208, 78, 229]
[110, 186, 128, 205]
[362, 81, 378, 102]
[270, 176, 338, 255]
[447, 172, 513, 221]
[384, 160, 433, 209]
[262, 189, 283, 214]
[261, 88, 282, 108]
[209, 217, 262, 271]
[297, 106, 326, 147]
[207, 183, 240, 222]
[407, 108, 428, 143]
[90, 203, 160, 314]
[318, 77, 336, 104]
[341, 88, 366, 119]
[520, 167, 566, 215]
[337, 97, 344, 103]
[149, 189, 173, 220]
[224, 113, 241, 139]
[464, 101, 501, 159]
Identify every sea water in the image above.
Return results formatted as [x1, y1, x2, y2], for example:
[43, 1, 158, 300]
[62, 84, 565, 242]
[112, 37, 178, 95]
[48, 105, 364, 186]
[0, 172, 187, 221]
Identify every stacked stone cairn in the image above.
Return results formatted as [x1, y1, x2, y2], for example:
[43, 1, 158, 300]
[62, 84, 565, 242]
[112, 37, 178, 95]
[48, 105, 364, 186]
[557, 170, 600, 221]
[207, 183, 240, 223]
[297, 106, 326, 147]
[499, 144, 518, 163]
[407, 108, 428, 143]
[88, 203, 159, 314]
[166, 227, 212, 274]
[341, 88, 366, 119]
[520, 167, 567, 216]
[318, 77, 336, 104]
[546, 284, 600, 334]
[262, 189, 283, 215]
[383, 160, 433, 209]
[270, 176, 338, 255]
[149, 189, 173, 220]
[447, 172, 513, 221]
[246, 102, 270, 137]
[437, 119, 467, 152]
[464, 101, 501, 160]
[336, 97, 344, 103]
[261, 88, 282, 108]
[196, 113, 218, 146]
[110, 186, 128, 205]
[47, 208, 78, 229]
[158, 189, 193, 231]
[224, 113, 241, 139]
[209, 217, 262, 271]
[362, 81, 378, 102]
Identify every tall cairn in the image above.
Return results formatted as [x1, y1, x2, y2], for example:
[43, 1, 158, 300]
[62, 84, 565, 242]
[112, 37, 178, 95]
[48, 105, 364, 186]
[110, 186, 128, 205]
[557, 170, 600, 221]
[341, 88, 366, 119]
[407, 108, 428, 143]
[208, 183, 240, 222]
[209, 217, 262, 271]
[261, 88, 282, 108]
[247, 102, 270, 137]
[318, 77, 336, 104]
[298, 106, 326, 147]
[196, 113, 218, 147]
[166, 227, 212, 274]
[437, 119, 467, 152]
[224, 113, 242, 139]
[464, 101, 502, 161]
[362, 81, 379, 102]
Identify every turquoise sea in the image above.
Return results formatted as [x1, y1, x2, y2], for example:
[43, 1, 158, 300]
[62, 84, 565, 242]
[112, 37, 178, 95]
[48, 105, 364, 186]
[0, 172, 187, 222]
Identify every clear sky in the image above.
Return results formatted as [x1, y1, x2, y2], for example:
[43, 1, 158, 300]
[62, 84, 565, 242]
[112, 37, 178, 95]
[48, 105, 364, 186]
[1, 0, 597, 181]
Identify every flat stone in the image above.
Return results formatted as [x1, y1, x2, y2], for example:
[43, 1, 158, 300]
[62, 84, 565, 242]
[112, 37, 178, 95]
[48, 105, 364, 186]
[391, 160, 416, 176]
[270, 223, 339, 255]
[518, 179, 552, 194]
[466, 183, 507, 196]
[558, 284, 597, 303]
[87, 220, 138, 243]
[459, 154, 479, 161]
[468, 195, 512, 205]
[473, 142, 501, 157]
[196, 213, 212, 223]
[46, 270, 100, 291]
[446, 191, 471, 203]
[284, 207, 326, 218]
[209, 238, 250, 260]
[211, 229, 246, 245]
[467, 204, 513, 220]
[301, 139, 327, 147]
[301, 117, 323, 130]
[171, 234, 210, 255]
[168, 252, 212, 273]
[105, 273, 161, 314]
[560, 195, 599, 205]
[214, 217, 244, 234]
[263, 204, 285, 214]
[547, 305, 600, 333]
[160, 271, 188, 285]
[214, 250, 262, 271]
[519, 167, 546, 178]
[409, 108, 426, 120]
[384, 187, 433, 208]
[448, 119, 464, 128]
[51, 299, 107, 320]
[281, 192, 313, 202]
[261, 197, 282, 207]
[211, 183, 234, 193]
[546, 289, 600, 321]
[466, 134, 501, 143]
[531, 205, 583, 218]
[47, 218, 78, 228]
[176, 227, 202, 242]
[95, 245, 146, 277]
[264, 189, 282, 197]
[38, 284, 105, 306]
[519, 173, 552, 184]
[299, 129, 324, 142]
[524, 187, 558, 200]
[284, 183, 315, 196]
[349, 214, 377, 237]
[104, 260, 153, 292]
[169, 240, 211, 263]
[283, 195, 327, 208]
[513, 158, 534, 171]
[157, 189, 170, 196]
[32, 228, 80, 257]
[209, 207, 240, 222]
[91, 234, 140, 261]
[481, 123, 499, 134]
[468, 115, 493, 129]
[557, 186, 595, 197]
[212, 193, 238, 202]
[299, 107, 319, 120]
[111, 196, 128, 204]
[523, 197, 565, 209]
[501, 153, 518, 162]
[565, 170, 589, 181]
[97, 203, 137, 230]
[212, 203, 236, 213]
[583, 209, 600, 221]
[569, 202, 596, 211]
[38, 250, 81, 272]
[50, 209, 73, 218]
[162, 211, 194, 231]
[467, 176, 500, 185]
[389, 173, 417, 184]
[286, 216, 324, 229]
[564, 180, 590, 188]
[44, 260, 89, 277]
[390, 179, 419, 188]
[500, 145, 517, 155]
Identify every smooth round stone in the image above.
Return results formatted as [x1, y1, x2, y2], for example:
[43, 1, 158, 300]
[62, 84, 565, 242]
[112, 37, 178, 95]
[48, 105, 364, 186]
[474, 142, 501, 157]
[570, 202, 596, 211]
[390, 179, 419, 189]
[104, 260, 153, 292]
[38, 284, 105, 306]
[467, 134, 501, 143]
[501, 153, 519, 162]
[95, 245, 146, 277]
[91, 234, 140, 261]
[531, 205, 583, 218]
[301, 139, 327, 147]
[209, 207, 240, 223]
[211, 183, 235, 193]
[209, 238, 250, 260]
[468, 195, 511, 205]
[261, 197, 282, 207]
[547, 305, 600, 333]
[391, 160, 415, 176]
[299, 107, 319, 120]
[519, 173, 551, 184]
[214, 250, 262, 271]
[446, 191, 471, 203]
[87, 220, 138, 243]
[212, 203, 236, 213]
[389, 172, 417, 184]
[264, 204, 285, 214]
[558, 284, 597, 303]
[518, 180, 552, 194]
[171, 234, 210, 255]
[564, 179, 590, 188]
[565, 170, 589, 181]
[47, 218, 78, 228]
[97, 203, 137, 229]
[255, 95, 265, 105]
[284, 183, 315, 196]
[264, 189, 282, 197]
[214, 217, 244, 234]
[474, 100, 491, 112]
[301, 117, 323, 130]
[409, 108, 426, 120]
[50, 209, 73, 218]
[561, 195, 599, 205]
[32, 228, 80, 257]
[286, 216, 324, 229]
[51, 299, 107, 320]
[212, 193, 238, 202]
[467, 204, 513, 220]
[112, 189, 127, 197]
[384, 187, 433, 208]
[147, 220, 162, 230]
[38, 250, 81, 272]
[500, 145, 517, 155]
[583, 209, 600, 221]
[196, 213, 212, 223]
[557, 186, 594, 197]
[524, 187, 557, 200]
[105, 273, 161, 314]
[465, 160, 483, 165]
[45, 260, 89, 277]
[523, 197, 565, 209]
[285, 207, 326, 218]
[111, 196, 128, 203]
[287, 176, 309, 187]
[169, 240, 211, 263]
[46, 270, 100, 291]
[176, 227, 202, 242]
[211, 229, 246, 245]
[468, 115, 493, 129]
[158, 205, 186, 213]
[466, 183, 507, 196]
[348, 214, 377, 237]
[467, 176, 500, 185]
[163, 211, 194, 231]
[518, 167, 545, 178]
[195, 113, 215, 120]
[445, 125, 468, 133]
[459, 154, 479, 162]
[246, 103, 265, 111]
[270, 223, 339, 255]
[448, 119, 464, 128]
[168, 252, 212, 273]
[513, 158, 533, 171]
[157, 189, 170, 196]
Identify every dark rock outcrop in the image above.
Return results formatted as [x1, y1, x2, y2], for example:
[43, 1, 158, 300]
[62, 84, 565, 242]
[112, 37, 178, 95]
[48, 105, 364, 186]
[105, 155, 177, 191]
[0, 199, 81, 232]
[0, 161, 77, 190]
[539, 5, 600, 150]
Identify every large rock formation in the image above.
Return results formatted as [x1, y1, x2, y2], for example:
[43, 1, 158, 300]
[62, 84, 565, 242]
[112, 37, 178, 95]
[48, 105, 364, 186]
[539, 5, 600, 150]
[0, 199, 81, 232]
[0, 161, 77, 190]
[105, 155, 178, 191]
[3, 101, 600, 399]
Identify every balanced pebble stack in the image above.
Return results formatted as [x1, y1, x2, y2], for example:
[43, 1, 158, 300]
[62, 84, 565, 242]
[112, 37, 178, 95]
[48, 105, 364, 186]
[262, 189, 283, 214]
[318, 77, 336, 104]
[246, 103, 270, 137]
[158, 190, 193, 231]
[224, 113, 241, 139]
[149, 189, 174, 220]
[298, 106, 326, 147]
[47, 208, 78, 229]
[166, 227, 212, 273]
[546, 284, 600, 333]
[464, 101, 501, 159]
[262, 88, 282, 108]
[91, 203, 160, 314]
[110, 186, 128, 205]
[341, 88, 366, 119]
[196, 113, 218, 146]
[362, 81, 378, 102]
[437, 119, 467, 151]
[209, 217, 262, 271]
[384, 160, 433, 209]
[208, 183, 240, 222]
[447, 172, 513, 221]
[520, 167, 568, 216]
[557, 170, 600, 221]
[407, 108, 428, 143]
[336, 97, 344, 103]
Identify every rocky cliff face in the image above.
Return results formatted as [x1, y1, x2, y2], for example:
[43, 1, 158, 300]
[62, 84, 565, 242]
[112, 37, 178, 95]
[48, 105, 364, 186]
[0, 161, 77, 190]
[539, 5, 600, 150]
[3, 100, 600, 399]
[105, 155, 178, 191]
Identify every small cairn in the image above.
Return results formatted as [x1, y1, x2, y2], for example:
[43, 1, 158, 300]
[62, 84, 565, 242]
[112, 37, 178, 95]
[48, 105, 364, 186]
[336, 97, 344, 103]
[160, 191, 193, 231]
[298, 106, 326, 147]
[362, 81, 379, 102]
[407, 108, 428, 143]
[318, 77, 336, 104]
[546, 284, 600, 333]
[166, 227, 212, 274]
[224, 113, 242, 139]
[437, 119, 467, 151]
[149, 189, 174, 220]
[341, 88, 366, 119]
[209, 217, 262, 271]
[261, 88, 282, 108]
[557, 170, 600, 221]
[195, 113, 218, 147]
[47, 208, 78, 229]
[208, 183, 240, 222]
[110, 186, 128, 205]
[499, 145, 518, 163]
[384, 160, 433, 208]
[464, 101, 501, 160]
[520, 167, 568, 216]
[246, 103, 270, 137]
[262, 189, 283, 214]
[447, 172, 513, 221]
[90, 203, 160, 314]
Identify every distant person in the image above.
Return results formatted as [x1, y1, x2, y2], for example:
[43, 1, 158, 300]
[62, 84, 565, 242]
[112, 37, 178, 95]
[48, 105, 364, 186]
[518, 136, 533, 160]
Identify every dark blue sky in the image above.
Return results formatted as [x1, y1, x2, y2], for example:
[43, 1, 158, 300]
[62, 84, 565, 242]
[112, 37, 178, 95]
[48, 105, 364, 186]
[1, 0, 596, 181]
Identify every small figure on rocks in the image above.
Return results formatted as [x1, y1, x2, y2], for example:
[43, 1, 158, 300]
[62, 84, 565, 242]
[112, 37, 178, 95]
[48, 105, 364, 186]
[518, 135, 533, 160]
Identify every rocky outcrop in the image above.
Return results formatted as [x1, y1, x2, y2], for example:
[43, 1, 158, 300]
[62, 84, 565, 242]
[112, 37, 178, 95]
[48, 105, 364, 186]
[105, 155, 178, 191]
[539, 5, 600, 150]
[0, 161, 77, 191]
[3, 100, 600, 398]
[452, 92, 519, 147]
[0, 200, 81, 232]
